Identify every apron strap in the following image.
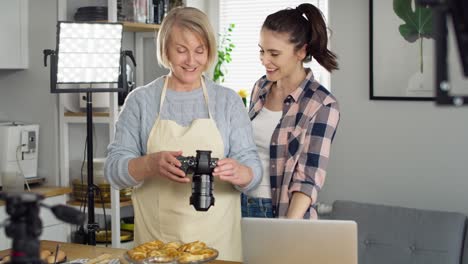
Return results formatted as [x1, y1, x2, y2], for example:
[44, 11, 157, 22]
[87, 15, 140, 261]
[159, 76, 169, 114]
[159, 75, 213, 119]
[200, 76, 213, 119]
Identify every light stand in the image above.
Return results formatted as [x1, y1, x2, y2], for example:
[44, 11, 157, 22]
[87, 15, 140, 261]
[85, 91, 98, 245]
[417, 0, 468, 106]
[43, 22, 135, 245]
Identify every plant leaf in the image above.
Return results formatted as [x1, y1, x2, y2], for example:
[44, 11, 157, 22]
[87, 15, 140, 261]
[213, 23, 236, 83]
[393, 0, 433, 43]
[398, 25, 417, 42]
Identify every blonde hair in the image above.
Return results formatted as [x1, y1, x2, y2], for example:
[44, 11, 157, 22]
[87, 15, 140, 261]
[156, 7, 217, 71]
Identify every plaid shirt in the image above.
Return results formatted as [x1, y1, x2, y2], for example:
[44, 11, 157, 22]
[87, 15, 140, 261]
[248, 69, 340, 219]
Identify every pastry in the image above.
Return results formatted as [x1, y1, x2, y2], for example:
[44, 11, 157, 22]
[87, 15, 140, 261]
[0, 255, 10, 264]
[178, 241, 206, 253]
[178, 248, 217, 263]
[40, 250, 52, 261]
[44, 249, 66, 264]
[162, 241, 182, 250]
[126, 239, 217, 263]
[177, 253, 205, 263]
[127, 240, 165, 260]
[127, 249, 147, 261]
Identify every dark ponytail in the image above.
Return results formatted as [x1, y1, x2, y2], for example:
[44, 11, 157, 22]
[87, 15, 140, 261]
[262, 3, 338, 72]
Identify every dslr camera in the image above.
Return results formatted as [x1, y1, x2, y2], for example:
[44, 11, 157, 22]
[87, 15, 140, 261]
[177, 150, 218, 211]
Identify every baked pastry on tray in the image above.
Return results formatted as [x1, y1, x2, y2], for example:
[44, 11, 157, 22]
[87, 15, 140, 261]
[177, 248, 217, 264]
[126, 240, 218, 263]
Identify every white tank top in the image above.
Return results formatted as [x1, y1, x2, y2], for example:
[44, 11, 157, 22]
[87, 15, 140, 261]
[245, 107, 282, 198]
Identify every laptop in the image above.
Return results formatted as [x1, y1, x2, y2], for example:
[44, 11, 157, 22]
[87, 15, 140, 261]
[241, 218, 358, 264]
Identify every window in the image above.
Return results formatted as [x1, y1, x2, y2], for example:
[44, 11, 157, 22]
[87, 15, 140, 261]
[218, 0, 330, 96]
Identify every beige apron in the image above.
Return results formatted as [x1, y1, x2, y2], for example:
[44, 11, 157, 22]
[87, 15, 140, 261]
[132, 76, 242, 261]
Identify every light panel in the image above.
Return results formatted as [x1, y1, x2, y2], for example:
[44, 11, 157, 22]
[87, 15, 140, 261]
[57, 22, 123, 83]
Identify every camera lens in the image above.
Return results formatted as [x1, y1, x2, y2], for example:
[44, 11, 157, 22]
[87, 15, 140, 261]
[190, 173, 214, 211]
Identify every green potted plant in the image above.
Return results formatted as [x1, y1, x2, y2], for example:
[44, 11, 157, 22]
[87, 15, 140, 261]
[213, 23, 235, 83]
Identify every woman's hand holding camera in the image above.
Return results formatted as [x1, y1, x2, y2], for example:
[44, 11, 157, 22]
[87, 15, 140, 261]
[213, 158, 253, 187]
[148, 151, 189, 183]
[130, 153, 253, 187]
[129, 151, 189, 183]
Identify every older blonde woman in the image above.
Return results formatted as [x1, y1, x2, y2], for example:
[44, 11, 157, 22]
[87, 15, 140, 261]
[105, 7, 261, 261]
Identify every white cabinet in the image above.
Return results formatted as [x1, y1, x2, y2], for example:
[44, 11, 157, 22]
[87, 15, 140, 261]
[0, 0, 28, 69]
[0, 194, 71, 251]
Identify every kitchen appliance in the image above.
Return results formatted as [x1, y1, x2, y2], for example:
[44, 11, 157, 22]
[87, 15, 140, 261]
[0, 122, 39, 185]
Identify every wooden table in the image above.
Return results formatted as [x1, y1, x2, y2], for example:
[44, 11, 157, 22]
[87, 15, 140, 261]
[0, 241, 240, 264]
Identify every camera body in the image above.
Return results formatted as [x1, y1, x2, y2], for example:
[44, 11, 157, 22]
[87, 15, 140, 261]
[177, 150, 218, 211]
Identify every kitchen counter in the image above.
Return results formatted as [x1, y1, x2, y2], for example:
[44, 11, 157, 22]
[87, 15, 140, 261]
[0, 186, 72, 206]
[0, 241, 241, 264]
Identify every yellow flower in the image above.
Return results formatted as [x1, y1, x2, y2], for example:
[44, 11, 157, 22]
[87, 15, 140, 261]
[237, 89, 248, 98]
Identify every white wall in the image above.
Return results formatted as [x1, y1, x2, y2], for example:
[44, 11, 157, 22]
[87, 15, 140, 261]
[320, 0, 468, 214]
[0, 0, 59, 184]
[185, 0, 219, 33]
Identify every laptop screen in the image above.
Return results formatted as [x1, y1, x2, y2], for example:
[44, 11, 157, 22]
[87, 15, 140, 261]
[241, 218, 357, 264]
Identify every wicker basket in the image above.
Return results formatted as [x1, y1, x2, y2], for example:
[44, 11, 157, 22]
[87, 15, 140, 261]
[95, 229, 134, 243]
[72, 179, 132, 203]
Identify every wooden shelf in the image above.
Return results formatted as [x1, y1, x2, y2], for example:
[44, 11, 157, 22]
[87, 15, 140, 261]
[67, 199, 132, 209]
[123, 22, 160, 32]
[64, 111, 109, 117]
[64, 111, 111, 124]
[74, 21, 159, 32]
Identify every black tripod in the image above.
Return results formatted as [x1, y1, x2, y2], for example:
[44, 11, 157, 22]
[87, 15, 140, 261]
[0, 192, 85, 264]
[417, 0, 468, 105]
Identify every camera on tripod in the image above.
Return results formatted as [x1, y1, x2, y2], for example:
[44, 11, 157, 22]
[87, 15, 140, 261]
[176, 150, 218, 212]
[0, 192, 85, 264]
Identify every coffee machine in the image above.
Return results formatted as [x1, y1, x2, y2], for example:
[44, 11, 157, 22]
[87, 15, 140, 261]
[0, 122, 39, 185]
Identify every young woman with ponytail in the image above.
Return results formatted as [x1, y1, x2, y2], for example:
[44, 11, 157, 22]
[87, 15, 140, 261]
[242, 3, 340, 219]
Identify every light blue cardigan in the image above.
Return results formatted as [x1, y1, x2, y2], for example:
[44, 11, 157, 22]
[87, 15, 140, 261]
[105, 76, 262, 192]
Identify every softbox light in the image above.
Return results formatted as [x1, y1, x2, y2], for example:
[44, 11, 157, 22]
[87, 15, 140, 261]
[44, 21, 126, 93]
[43, 21, 134, 246]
